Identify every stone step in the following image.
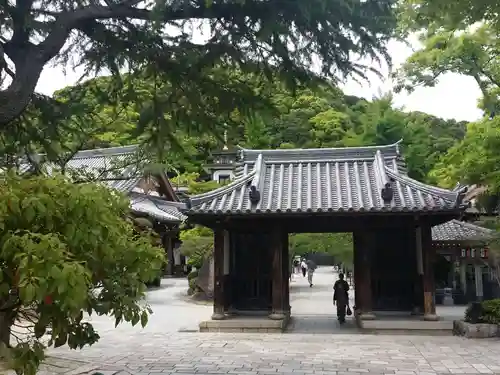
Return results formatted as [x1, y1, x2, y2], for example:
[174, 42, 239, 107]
[360, 319, 453, 335]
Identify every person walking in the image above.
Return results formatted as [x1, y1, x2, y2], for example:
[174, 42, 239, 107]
[306, 259, 317, 287]
[333, 273, 350, 323]
[300, 259, 307, 277]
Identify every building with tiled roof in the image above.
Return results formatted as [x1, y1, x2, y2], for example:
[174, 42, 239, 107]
[16, 144, 186, 224]
[187, 140, 467, 216]
[186, 141, 471, 332]
[432, 219, 493, 244]
[14, 145, 188, 278]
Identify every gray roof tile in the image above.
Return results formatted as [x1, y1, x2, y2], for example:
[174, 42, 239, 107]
[12, 146, 185, 223]
[129, 192, 187, 223]
[186, 141, 468, 215]
[18, 145, 144, 192]
[432, 220, 493, 242]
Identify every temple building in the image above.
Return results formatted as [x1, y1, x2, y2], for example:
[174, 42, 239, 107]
[17, 145, 188, 277]
[203, 131, 238, 184]
[432, 219, 495, 303]
[184, 141, 469, 331]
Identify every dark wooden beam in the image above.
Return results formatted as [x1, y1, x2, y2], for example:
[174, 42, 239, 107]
[354, 230, 375, 320]
[353, 232, 361, 309]
[163, 233, 175, 276]
[187, 212, 461, 234]
[269, 227, 286, 320]
[422, 224, 438, 321]
[212, 228, 225, 320]
[412, 223, 424, 315]
[155, 173, 180, 202]
[282, 231, 290, 316]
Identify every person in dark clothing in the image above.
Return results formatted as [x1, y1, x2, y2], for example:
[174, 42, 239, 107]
[300, 259, 307, 277]
[333, 273, 349, 323]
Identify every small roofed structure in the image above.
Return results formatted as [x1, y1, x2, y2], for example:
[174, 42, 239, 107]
[203, 130, 238, 184]
[432, 220, 496, 302]
[184, 140, 469, 331]
[433, 219, 493, 245]
[16, 145, 188, 276]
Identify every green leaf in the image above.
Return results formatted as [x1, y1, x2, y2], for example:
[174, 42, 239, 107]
[140, 311, 149, 328]
[54, 332, 68, 348]
[24, 206, 36, 224]
[22, 283, 36, 302]
[131, 313, 140, 326]
[115, 314, 122, 327]
[33, 323, 46, 339]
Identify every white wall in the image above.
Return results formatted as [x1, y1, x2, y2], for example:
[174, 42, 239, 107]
[213, 169, 234, 182]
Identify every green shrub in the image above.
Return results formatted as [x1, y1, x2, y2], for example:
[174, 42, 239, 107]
[0, 173, 164, 375]
[465, 299, 500, 324]
[480, 299, 500, 324]
[188, 276, 198, 291]
[187, 270, 199, 281]
[179, 226, 213, 269]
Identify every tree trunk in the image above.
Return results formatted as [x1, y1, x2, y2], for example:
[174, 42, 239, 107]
[0, 52, 45, 127]
[0, 312, 11, 350]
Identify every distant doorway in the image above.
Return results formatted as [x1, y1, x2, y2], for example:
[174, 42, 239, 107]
[287, 232, 355, 333]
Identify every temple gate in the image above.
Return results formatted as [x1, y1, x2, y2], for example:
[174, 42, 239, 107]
[184, 141, 468, 330]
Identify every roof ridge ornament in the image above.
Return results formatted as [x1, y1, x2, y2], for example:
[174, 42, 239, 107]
[248, 154, 264, 205]
[222, 130, 229, 151]
[455, 186, 469, 207]
[381, 182, 394, 204]
[249, 185, 261, 204]
[374, 150, 392, 204]
[394, 138, 403, 156]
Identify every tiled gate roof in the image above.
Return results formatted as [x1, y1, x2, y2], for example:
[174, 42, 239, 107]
[186, 141, 468, 216]
[432, 220, 493, 242]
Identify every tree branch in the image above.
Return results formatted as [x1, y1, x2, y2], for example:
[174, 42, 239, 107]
[0, 0, 253, 126]
[10, 0, 35, 47]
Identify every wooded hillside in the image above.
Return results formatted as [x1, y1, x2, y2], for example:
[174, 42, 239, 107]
[48, 76, 468, 185]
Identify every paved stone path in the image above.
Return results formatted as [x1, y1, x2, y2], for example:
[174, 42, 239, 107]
[288, 267, 357, 333]
[4, 268, 500, 375]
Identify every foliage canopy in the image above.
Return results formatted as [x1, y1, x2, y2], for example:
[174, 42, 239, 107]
[0, 0, 396, 129]
[0, 173, 164, 375]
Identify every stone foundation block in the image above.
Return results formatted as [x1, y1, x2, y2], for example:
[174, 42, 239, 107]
[453, 320, 500, 338]
[199, 316, 289, 333]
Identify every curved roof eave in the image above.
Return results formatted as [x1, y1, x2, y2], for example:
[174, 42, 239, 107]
[189, 166, 256, 207]
[385, 166, 467, 206]
[237, 139, 403, 161]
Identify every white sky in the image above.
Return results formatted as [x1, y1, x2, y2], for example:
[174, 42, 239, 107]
[35, 39, 483, 122]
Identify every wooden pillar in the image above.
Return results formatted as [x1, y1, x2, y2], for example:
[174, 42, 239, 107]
[421, 224, 438, 321]
[412, 225, 424, 315]
[460, 262, 467, 293]
[164, 232, 174, 276]
[353, 234, 361, 309]
[269, 228, 286, 320]
[282, 231, 291, 316]
[223, 230, 232, 313]
[353, 231, 375, 320]
[475, 264, 484, 301]
[212, 228, 225, 320]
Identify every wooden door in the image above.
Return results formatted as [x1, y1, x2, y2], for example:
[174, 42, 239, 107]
[371, 230, 417, 311]
[230, 232, 273, 311]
